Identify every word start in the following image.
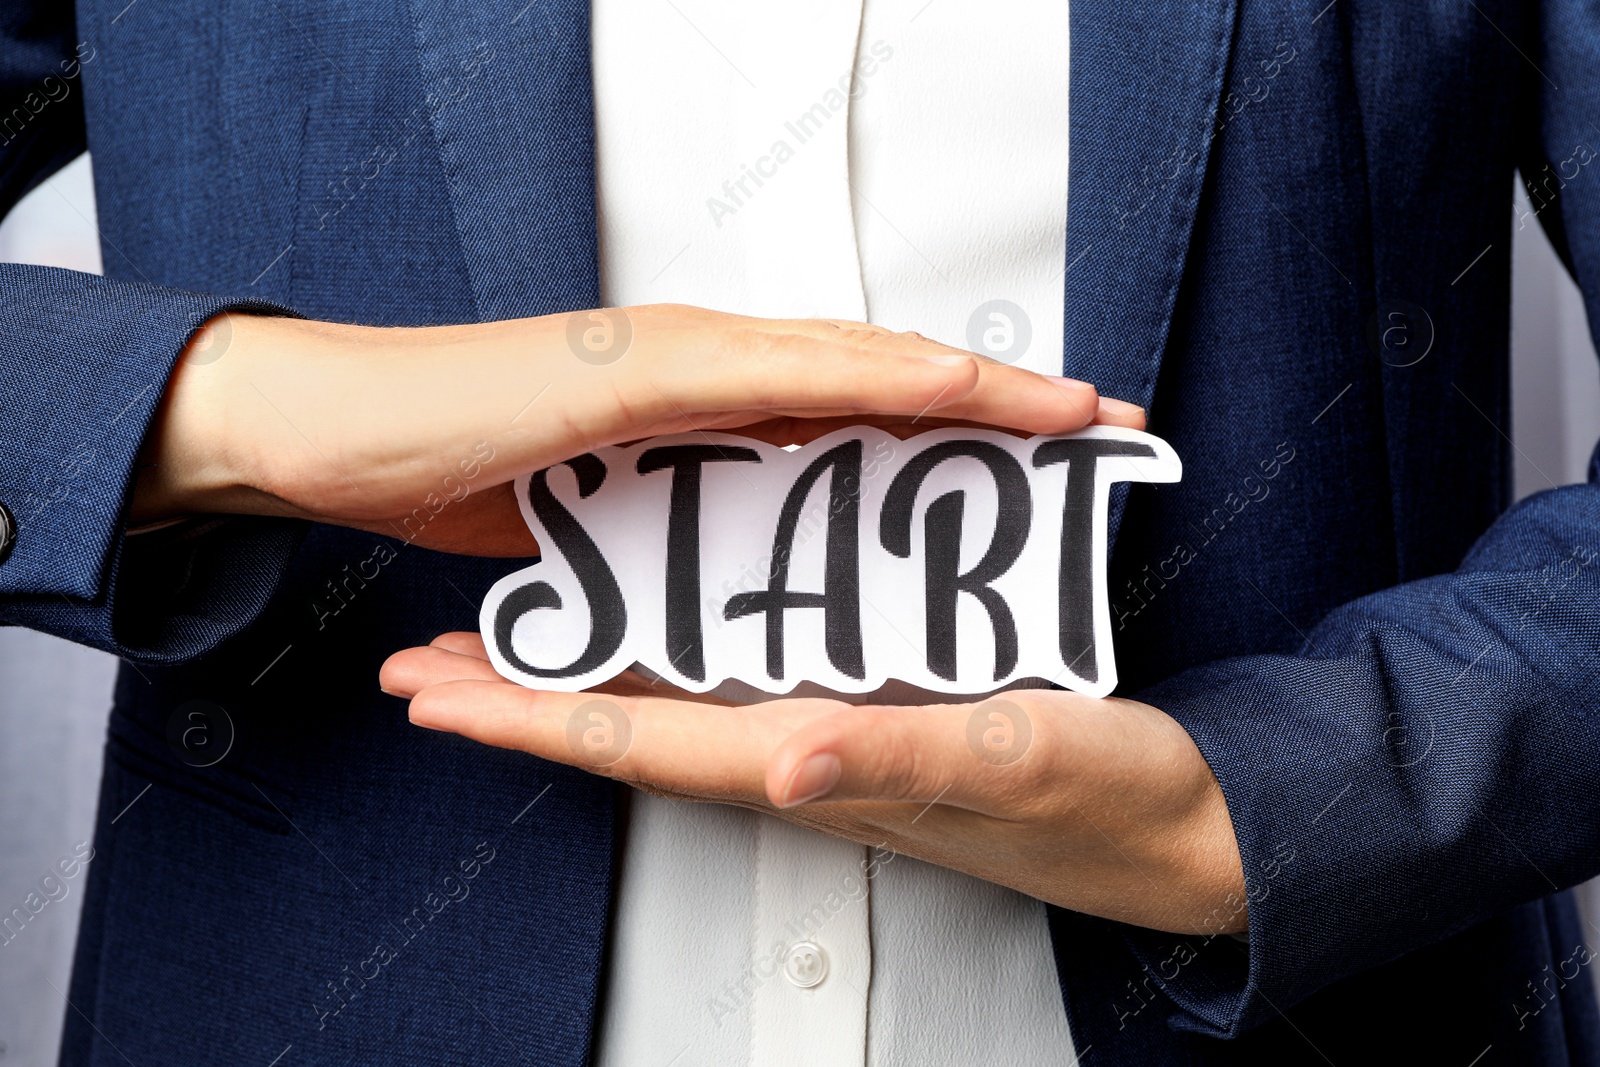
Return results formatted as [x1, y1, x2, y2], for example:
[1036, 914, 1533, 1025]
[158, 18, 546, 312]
[481, 427, 1181, 698]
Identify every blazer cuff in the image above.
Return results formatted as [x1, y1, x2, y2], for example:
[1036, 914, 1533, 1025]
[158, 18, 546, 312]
[1118, 659, 1357, 1038]
[0, 264, 303, 658]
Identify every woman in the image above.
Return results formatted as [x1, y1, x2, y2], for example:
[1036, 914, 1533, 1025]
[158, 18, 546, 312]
[4, 0, 1599, 1063]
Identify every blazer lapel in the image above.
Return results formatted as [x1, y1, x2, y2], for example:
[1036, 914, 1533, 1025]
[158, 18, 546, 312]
[407, 0, 601, 322]
[405, 8, 613, 1060]
[1064, 0, 1241, 551]
[1064, 0, 1241, 412]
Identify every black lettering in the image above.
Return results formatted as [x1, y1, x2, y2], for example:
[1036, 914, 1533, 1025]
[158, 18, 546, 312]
[492, 454, 627, 678]
[637, 444, 762, 681]
[726, 440, 865, 681]
[879, 442, 1030, 681]
[1031, 439, 1158, 683]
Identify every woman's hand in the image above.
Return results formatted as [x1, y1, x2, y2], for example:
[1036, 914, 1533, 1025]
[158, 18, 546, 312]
[379, 632, 1248, 936]
[129, 304, 1141, 556]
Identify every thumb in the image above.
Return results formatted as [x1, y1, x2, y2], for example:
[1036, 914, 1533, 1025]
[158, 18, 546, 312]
[764, 698, 1044, 814]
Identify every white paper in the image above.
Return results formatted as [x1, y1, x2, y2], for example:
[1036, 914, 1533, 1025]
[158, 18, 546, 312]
[480, 426, 1180, 698]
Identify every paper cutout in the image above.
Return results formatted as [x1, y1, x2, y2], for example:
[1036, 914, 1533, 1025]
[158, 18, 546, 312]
[480, 426, 1181, 698]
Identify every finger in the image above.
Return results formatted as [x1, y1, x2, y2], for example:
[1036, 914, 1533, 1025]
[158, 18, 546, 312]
[901, 362, 1102, 435]
[407, 681, 844, 803]
[631, 318, 1100, 435]
[677, 396, 1148, 451]
[765, 698, 1049, 815]
[589, 669, 742, 706]
[750, 365, 1106, 436]
[380, 644, 501, 697]
[430, 631, 490, 659]
[729, 405, 1147, 446]
[627, 320, 982, 425]
[801, 371, 1112, 436]
[711, 414, 1032, 447]
[1092, 396, 1147, 430]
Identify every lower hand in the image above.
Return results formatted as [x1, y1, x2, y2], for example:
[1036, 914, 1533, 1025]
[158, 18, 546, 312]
[380, 632, 1247, 935]
[129, 304, 1141, 555]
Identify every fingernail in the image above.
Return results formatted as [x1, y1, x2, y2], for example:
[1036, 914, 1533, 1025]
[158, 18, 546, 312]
[919, 353, 973, 366]
[1047, 375, 1096, 393]
[780, 753, 842, 808]
[1097, 396, 1145, 417]
[407, 708, 446, 731]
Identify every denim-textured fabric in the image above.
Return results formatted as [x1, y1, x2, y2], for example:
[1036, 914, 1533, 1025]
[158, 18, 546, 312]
[1, 0, 1598, 1063]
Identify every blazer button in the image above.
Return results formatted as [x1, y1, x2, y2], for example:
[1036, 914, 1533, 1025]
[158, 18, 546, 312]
[0, 502, 15, 565]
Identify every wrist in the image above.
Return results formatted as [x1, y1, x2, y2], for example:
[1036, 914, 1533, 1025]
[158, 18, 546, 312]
[1103, 701, 1248, 935]
[127, 312, 275, 524]
[1163, 776, 1250, 935]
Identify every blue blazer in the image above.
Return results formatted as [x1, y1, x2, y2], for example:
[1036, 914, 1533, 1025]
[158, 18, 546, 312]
[3, 0, 1599, 1063]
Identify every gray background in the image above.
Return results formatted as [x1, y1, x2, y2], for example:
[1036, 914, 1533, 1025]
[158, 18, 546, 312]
[0, 157, 1596, 1065]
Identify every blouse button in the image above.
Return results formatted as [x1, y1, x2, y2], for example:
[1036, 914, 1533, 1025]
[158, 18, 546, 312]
[783, 941, 828, 989]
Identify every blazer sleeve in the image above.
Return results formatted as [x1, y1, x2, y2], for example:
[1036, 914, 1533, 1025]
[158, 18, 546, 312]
[1126, 2, 1600, 1037]
[0, 8, 305, 661]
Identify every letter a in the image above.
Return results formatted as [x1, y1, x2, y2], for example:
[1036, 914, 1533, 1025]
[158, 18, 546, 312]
[726, 440, 865, 681]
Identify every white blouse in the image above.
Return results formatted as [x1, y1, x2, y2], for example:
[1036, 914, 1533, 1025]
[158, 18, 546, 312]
[588, 1, 1076, 1063]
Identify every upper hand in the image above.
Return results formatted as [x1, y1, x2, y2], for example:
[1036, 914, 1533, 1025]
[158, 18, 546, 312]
[380, 632, 1247, 936]
[129, 304, 1142, 555]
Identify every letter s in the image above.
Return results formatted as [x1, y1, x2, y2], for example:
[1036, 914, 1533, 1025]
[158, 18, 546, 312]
[493, 455, 628, 679]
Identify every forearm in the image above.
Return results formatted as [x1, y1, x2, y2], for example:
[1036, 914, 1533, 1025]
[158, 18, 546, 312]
[126, 305, 1132, 557]
[125, 312, 547, 528]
